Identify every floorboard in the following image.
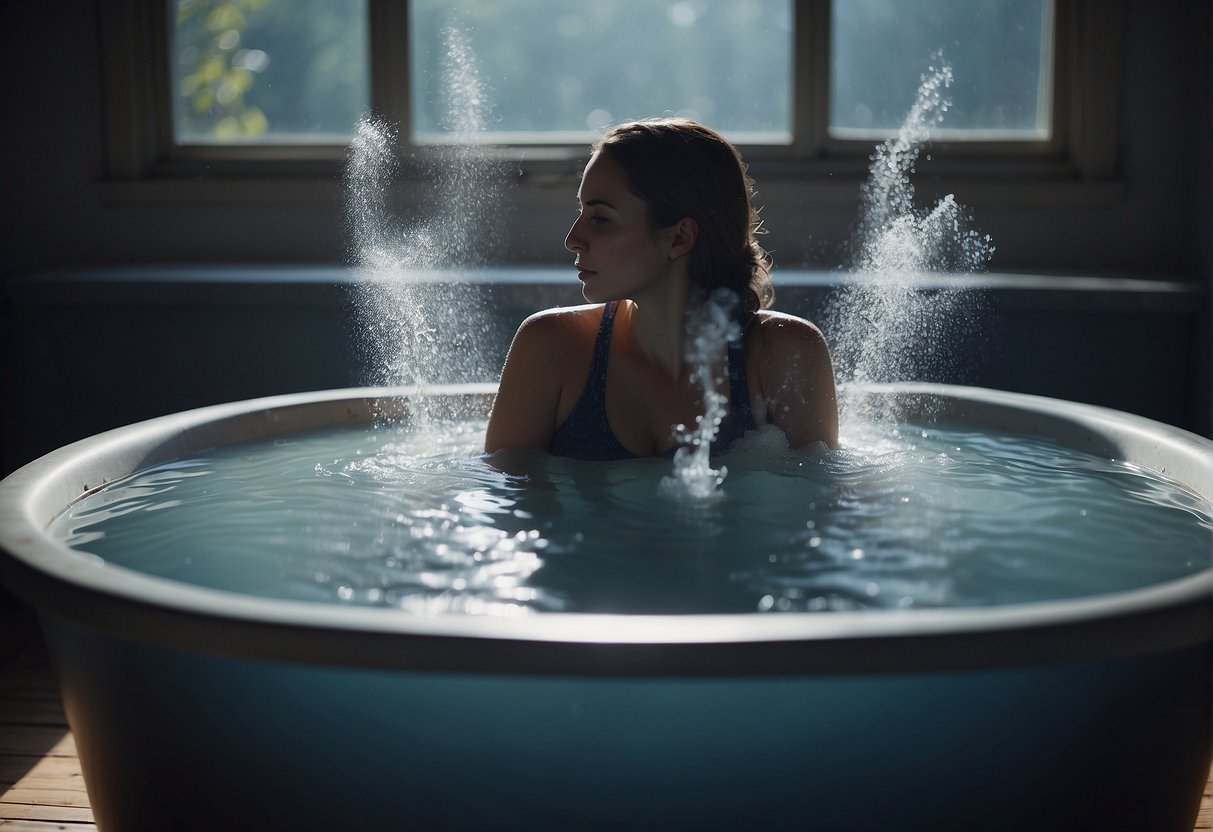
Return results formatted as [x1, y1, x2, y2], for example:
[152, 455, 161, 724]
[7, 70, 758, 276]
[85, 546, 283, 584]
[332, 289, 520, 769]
[0, 609, 94, 830]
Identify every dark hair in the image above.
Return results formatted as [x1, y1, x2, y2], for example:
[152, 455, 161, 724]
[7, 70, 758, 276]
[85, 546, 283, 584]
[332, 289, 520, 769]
[592, 118, 774, 316]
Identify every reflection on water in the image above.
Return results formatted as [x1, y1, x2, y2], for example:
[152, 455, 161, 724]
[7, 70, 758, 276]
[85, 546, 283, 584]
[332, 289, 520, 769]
[53, 418, 1211, 616]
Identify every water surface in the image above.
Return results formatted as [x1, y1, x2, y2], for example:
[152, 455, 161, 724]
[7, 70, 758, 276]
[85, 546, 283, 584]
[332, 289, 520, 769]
[52, 419, 1211, 615]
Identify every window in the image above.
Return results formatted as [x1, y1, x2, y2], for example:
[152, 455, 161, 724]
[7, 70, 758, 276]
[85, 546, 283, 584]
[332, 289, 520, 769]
[102, 0, 1121, 186]
[172, 0, 369, 143]
[830, 0, 1052, 141]
[407, 0, 792, 145]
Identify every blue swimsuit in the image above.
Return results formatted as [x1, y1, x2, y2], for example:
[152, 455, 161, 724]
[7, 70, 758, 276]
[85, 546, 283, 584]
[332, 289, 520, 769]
[548, 301, 757, 460]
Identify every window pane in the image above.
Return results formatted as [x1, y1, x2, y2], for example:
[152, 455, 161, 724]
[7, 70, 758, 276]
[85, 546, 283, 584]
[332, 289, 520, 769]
[173, 0, 369, 143]
[409, 0, 792, 144]
[830, 0, 1052, 139]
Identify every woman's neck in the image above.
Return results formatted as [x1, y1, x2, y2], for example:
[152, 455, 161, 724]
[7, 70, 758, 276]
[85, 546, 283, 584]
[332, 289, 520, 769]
[619, 275, 690, 379]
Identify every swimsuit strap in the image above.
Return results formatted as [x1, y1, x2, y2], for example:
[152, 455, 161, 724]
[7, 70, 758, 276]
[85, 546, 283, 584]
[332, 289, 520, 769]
[547, 302, 634, 461]
[585, 300, 619, 399]
[717, 317, 757, 447]
[727, 337, 748, 409]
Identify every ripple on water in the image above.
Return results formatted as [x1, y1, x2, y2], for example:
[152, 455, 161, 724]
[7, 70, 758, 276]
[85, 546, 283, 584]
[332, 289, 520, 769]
[50, 417, 1212, 615]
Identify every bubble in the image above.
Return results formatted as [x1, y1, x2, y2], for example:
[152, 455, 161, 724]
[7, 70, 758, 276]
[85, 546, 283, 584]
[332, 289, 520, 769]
[668, 2, 697, 27]
[586, 108, 613, 132]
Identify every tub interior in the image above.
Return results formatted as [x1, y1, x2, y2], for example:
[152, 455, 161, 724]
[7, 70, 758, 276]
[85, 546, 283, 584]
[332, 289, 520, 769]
[1, 382, 1209, 677]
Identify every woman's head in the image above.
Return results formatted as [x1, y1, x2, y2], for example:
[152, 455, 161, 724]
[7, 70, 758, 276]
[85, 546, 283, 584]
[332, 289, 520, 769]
[590, 118, 773, 314]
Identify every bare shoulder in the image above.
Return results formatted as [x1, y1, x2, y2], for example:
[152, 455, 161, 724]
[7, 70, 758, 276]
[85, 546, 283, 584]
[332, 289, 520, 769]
[500, 303, 605, 389]
[749, 310, 830, 359]
[487, 304, 605, 452]
[746, 310, 839, 448]
[520, 302, 604, 328]
[513, 303, 603, 346]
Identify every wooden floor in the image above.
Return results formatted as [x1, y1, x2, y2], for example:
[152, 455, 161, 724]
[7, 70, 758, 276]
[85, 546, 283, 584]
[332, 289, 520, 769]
[1, 609, 93, 831]
[0, 606, 1210, 831]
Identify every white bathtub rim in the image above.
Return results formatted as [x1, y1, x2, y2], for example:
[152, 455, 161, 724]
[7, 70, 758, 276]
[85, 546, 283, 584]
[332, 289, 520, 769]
[1, 382, 1210, 675]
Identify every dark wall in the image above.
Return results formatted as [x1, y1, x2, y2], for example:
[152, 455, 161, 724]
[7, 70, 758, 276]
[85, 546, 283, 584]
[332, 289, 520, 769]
[2, 268, 1202, 479]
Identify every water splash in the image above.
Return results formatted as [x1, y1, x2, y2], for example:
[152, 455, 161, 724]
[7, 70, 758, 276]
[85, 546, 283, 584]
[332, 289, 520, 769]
[345, 27, 505, 424]
[825, 56, 994, 428]
[660, 289, 742, 501]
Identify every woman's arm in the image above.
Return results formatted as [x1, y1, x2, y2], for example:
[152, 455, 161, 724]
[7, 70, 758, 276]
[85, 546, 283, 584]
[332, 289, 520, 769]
[485, 311, 574, 453]
[752, 312, 839, 448]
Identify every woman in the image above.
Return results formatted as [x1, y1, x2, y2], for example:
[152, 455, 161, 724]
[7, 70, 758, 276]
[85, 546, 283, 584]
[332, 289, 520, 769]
[485, 118, 837, 458]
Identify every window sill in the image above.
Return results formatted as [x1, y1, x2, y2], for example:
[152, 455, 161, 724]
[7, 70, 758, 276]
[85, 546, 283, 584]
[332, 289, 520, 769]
[97, 169, 1125, 210]
[8, 265, 1197, 311]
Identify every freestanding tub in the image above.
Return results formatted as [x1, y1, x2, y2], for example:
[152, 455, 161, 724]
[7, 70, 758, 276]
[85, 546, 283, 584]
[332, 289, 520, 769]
[0, 383, 1209, 831]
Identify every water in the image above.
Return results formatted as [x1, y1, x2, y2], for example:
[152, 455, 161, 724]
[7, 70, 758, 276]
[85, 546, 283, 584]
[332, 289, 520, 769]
[52, 421, 1211, 615]
[345, 27, 505, 420]
[660, 289, 744, 501]
[825, 56, 995, 424]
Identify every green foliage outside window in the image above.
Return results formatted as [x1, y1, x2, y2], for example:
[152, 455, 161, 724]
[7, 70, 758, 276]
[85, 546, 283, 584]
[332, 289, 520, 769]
[171, 0, 1048, 144]
[174, 0, 368, 142]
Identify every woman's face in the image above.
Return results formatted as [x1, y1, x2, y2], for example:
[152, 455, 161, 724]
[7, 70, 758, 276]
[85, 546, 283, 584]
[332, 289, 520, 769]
[564, 151, 677, 304]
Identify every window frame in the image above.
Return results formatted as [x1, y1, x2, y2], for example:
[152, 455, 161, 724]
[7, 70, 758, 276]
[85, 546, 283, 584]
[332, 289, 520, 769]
[100, 0, 1124, 196]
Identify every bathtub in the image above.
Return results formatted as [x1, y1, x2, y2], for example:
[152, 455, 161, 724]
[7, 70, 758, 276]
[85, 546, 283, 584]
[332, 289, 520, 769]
[0, 383, 1209, 831]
